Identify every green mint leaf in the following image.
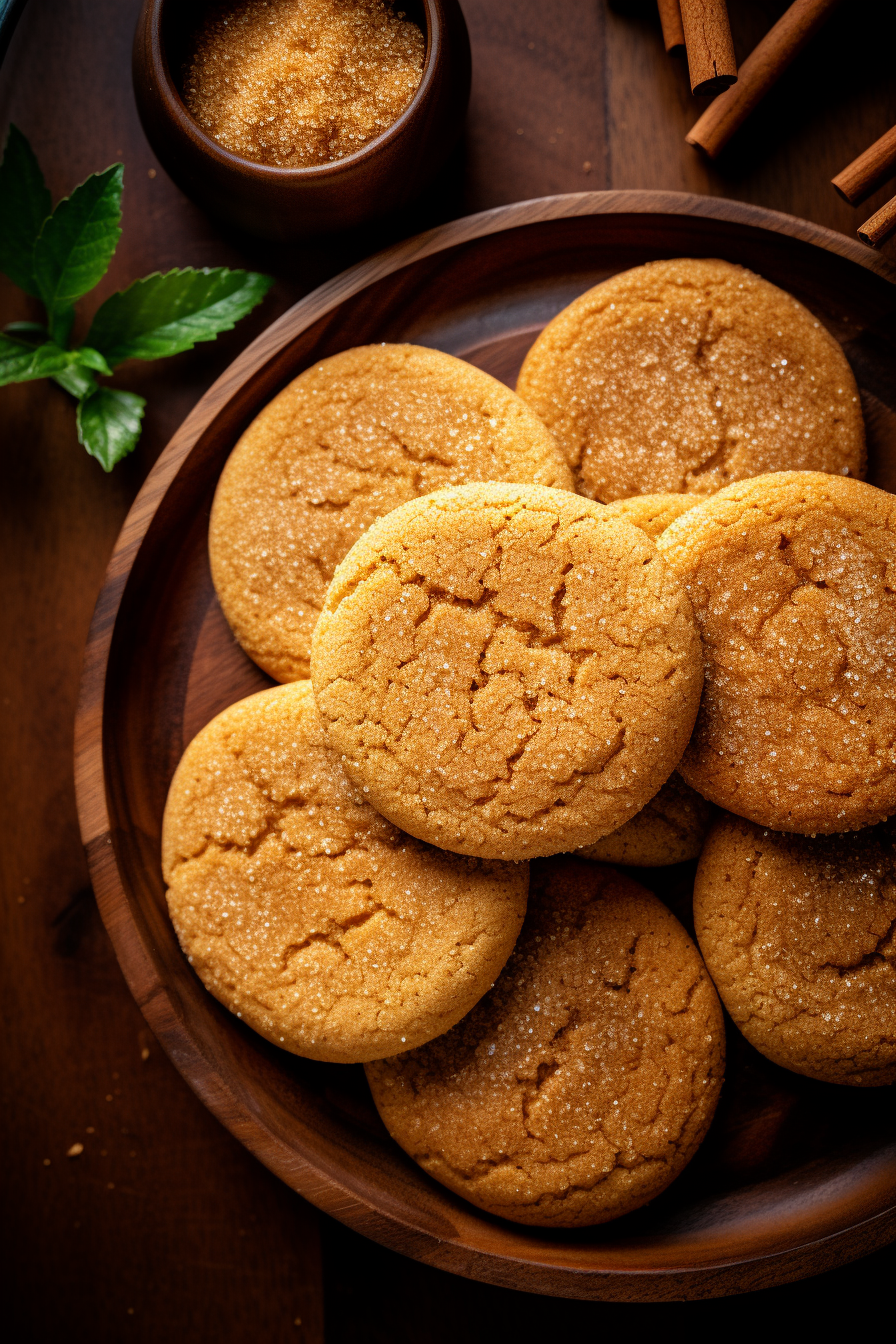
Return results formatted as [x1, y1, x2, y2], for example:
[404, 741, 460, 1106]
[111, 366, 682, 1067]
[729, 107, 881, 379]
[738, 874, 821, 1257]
[33, 163, 123, 340]
[76, 386, 145, 471]
[0, 125, 52, 297]
[75, 345, 113, 375]
[0, 332, 73, 386]
[53, 364, 97, 399]
[5, 320, 48, 341]
[86, 266, 273, 366]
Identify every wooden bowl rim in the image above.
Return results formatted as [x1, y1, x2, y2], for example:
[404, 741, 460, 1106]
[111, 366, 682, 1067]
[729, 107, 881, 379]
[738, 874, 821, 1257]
[74, 190, 896, 1298]
[140, 0, 447, 181]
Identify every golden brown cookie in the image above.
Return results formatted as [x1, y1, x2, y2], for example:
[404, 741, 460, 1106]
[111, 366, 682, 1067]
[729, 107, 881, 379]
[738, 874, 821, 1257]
[161, 681, 528, 1063]
[366, 856, 725, 1227]
[659, 471, 896, 834]
[209, 343, 572, 682]
[311, 482, 703, 861]
[578, 771, 713, 867]
[695, 814, 896, 1086]
[603, 493, 700, 539]
[516, 259, 865, 501]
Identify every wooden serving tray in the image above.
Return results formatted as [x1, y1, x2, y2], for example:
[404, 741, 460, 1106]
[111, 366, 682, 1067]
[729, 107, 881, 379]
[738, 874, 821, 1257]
[75, 192, 896, 1302]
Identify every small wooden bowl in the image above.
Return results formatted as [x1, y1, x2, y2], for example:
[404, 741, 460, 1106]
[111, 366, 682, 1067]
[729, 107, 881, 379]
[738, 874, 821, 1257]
[76, 195, 896, 1300]
[132, 0, 471, 241]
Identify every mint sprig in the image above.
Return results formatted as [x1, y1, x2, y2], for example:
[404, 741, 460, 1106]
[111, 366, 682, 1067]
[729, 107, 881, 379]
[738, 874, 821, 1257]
[0, 125, 51, 297]
[0, 126, 273, 470]
[87, 267, 274, 366]
[0, 331, 73, 384]
[33, 163, 123, 346]
[77, 388, 147, 472]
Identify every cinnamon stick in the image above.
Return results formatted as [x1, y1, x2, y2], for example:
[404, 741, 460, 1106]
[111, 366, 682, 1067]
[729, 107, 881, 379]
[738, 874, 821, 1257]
[858, 194, 896, 249]
[686, 0, 843, 159]
[679, 0, 736, 95]
[657, 0, 685, 55]
[832, 125, 896, 207]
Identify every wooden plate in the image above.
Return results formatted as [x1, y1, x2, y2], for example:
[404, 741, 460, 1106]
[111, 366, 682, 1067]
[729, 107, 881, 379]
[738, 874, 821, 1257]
[75, 192, 896, 1302]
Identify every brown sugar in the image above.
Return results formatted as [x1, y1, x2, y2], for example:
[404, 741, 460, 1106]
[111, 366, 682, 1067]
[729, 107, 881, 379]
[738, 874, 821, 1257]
[183, 0, 425, 168]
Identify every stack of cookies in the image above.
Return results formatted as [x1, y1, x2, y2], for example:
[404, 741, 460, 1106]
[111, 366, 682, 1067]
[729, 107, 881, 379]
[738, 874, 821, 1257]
[162, 258, 896, 1231]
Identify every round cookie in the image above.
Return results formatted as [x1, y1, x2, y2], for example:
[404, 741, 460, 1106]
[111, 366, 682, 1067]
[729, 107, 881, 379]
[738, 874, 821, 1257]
[603, 492, 700, 539]
[659, 471, 896, 835]
[366, 855, 725, 1227]
[209, 343, 572, 682]
[578, 771, 713, 867]
[695, 814, 896, 1086]
[516, 258, 865, 502]
[161, 681, 528, 1063]
[311, 482, 703, 861]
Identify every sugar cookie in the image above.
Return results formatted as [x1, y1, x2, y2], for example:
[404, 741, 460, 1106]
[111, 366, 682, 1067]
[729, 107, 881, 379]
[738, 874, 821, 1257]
[603, 492, 700, 539]
[578, 771, 712, 867]
[311, 482, 703, 861]
[516, 258, 865, 501]
[366, 856, 724, 1226]
[209, 343, 572, 682]
[659, 471, 896, 834]
[162, 681, 528, 1062]
[695, 814, 896, 1086]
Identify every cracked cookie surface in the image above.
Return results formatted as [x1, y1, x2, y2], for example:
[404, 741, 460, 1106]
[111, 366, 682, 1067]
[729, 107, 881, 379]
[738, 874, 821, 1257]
[209, 343, 572, 683]
[366, 855, 724, 1227]
[516, 258, 865, 502]
[603, 492, 700, 539]
[578, 770, 713, 867]
[583, 495, 710, 864]
[162, 681, 528, 1063]
[695, 814, 896, 1086]
[311, 482, 703, 861]
[659, 471, 896, 834]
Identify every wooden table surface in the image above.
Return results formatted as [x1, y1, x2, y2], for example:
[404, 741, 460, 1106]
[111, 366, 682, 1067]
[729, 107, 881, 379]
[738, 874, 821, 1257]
[3, 2, 895, 1339]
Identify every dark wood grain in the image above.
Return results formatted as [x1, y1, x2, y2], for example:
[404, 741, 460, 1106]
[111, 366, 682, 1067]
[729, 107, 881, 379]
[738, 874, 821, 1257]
[74, 197, 896, 1303]
[4, 0, 896, 1337]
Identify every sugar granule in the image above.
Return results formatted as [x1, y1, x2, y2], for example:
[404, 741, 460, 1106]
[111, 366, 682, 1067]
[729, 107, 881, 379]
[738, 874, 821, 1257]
[184, 0, 424, 168]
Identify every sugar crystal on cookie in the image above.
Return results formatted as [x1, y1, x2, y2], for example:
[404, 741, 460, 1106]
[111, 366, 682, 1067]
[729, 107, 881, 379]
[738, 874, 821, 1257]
[311, 483, 704, 861]
[660, 471, 896, 835]
[162, 681, 527, 1061]
[517, 259, 865, 501]
[367, 857, 724, 1226]
[696, 815, 896, 1085]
